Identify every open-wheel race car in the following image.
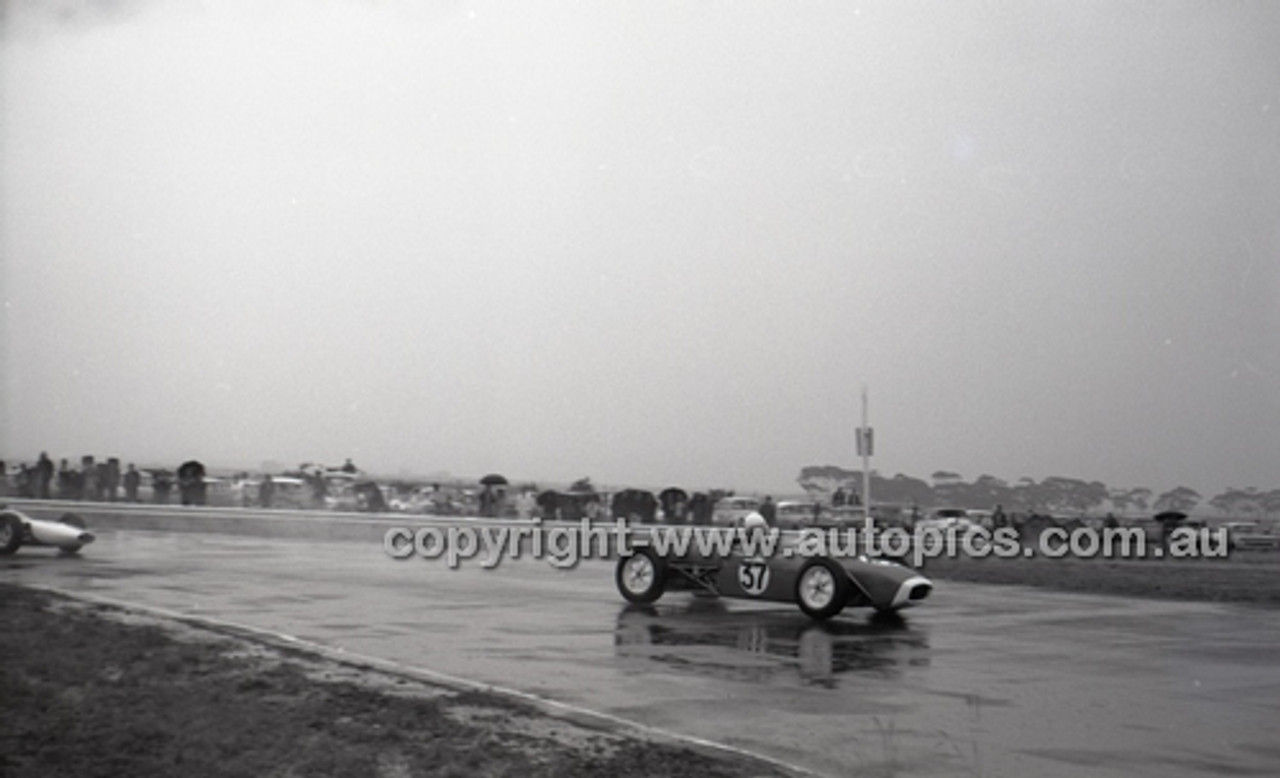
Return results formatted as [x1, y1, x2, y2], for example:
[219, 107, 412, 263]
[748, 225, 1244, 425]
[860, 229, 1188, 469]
[0, 506, 95, 556]
[615, 529, 932, 620]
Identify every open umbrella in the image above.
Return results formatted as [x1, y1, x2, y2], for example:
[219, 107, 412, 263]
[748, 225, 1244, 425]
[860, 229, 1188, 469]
[480, 473, 508, 486]
[1153, 510, 1188, 524]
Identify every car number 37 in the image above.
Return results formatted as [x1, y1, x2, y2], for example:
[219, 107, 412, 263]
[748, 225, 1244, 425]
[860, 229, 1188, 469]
[737, 558, 770, 596]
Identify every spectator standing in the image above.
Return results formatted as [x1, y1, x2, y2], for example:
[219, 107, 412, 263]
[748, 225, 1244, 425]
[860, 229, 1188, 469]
[16, 464, 33, 498]
[316, 472, 330, 508]
[104, 458, 121, 502]
[123, 464, 141, 502]
[260, 474, 275, 509]
[992, 504, 1008, 529]
[95, 462, 110, 501]
[56, 459, 72, 499]
[81, 456, 97, 501]
[515, 488, 536, 520]
[35, 452, 55, 499]
[760, 495, 777, 527]
[153, 470, 173, 504]
[177, 461, 207, 506]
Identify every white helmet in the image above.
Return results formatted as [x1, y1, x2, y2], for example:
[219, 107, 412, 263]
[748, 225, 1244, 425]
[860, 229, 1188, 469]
[741, 511, 768, 531]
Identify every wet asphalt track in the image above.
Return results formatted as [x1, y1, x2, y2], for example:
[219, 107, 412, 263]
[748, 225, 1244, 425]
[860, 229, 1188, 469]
[3, 515, 1280, 777]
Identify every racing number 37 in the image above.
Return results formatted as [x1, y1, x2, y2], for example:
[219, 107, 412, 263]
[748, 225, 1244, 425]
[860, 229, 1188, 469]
[738, 559, 770, 596]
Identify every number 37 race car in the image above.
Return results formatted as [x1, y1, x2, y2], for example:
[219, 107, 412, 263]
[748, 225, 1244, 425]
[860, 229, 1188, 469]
[615, 528, 932, 620]
[0, 506, 95, 556]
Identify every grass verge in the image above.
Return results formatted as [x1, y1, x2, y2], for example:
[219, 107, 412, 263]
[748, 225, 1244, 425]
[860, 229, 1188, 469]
[920, 551, 1280, 606]
[0, 583, 789, 778]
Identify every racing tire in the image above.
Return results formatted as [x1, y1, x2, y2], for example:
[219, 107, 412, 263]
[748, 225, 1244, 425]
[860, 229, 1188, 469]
[616, 547, 667, 604]
[795, 559, 850, 621]
[0, 512, 24, 556]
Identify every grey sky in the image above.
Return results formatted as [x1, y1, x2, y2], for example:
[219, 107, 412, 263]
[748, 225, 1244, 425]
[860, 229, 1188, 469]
[2, 0, 1277, 498]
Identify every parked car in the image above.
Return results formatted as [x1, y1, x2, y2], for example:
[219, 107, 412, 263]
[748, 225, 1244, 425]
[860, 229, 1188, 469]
[710, 495, 762, 527]
[1222, 521, 1280, 550]
[775, 500, 823, 529]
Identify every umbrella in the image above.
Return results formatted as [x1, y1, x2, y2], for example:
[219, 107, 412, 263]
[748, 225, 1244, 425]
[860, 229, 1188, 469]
[480, 473, 508, 486]
[1153, 511, 1188, 524]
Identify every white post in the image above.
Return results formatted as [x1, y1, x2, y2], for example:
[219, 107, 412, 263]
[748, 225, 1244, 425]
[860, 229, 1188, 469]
[861, 385, 871, 520]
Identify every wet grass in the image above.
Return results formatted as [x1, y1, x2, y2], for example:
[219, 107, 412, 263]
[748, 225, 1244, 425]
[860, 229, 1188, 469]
[921, 551, 1280, 606]
[0, 584, 786, 778]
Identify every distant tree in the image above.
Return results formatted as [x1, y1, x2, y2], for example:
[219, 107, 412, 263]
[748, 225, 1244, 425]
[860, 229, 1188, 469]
[877, 473, 934, 507]
[1035, 477, 1108, 516]
[1006, 477, 1040, 512]
[796, 464, 859, 498]
[1209, 487, 1263, 519]
[1128, 488, 1153, 513]
[1109, 487, 1133, 515]
[569, 477, 595, 493]
[1153, 486, 1201, 515]
[965, 474, 1013, 509]
[1208, 489, 1242, 517]
[1263, 489, 1280, 519]
[1078, 480, 1111, 515]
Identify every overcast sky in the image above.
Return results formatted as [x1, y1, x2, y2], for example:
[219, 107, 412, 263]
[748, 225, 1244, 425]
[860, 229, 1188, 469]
[2, 0, 1277, 498]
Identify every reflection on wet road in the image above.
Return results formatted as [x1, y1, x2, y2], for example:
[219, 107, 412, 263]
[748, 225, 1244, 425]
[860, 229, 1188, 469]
[5, 529, 1280, 777]
[615, 599, 931, 688]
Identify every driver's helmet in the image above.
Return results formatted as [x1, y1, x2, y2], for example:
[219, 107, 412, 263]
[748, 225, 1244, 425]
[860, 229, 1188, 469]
[741, 511, 769, 531]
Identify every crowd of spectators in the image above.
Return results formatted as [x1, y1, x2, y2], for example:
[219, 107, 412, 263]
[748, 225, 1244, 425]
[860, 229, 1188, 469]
[0, 452, 155, 503]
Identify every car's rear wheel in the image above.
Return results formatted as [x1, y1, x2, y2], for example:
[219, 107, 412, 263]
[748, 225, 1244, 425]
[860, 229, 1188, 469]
[616, 547, 667, 604]
[0, 512, 24, 555]
[796, 559, 850, 620]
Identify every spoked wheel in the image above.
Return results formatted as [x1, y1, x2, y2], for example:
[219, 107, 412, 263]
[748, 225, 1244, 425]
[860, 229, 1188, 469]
[616, 547, 667, 604]
[795, 559, 850, 620]
[0, 513, 24, 555]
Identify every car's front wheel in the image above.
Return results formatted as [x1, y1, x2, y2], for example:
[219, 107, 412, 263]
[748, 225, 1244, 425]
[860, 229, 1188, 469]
[616, 547, 667, 604]
[0, 513, 24, 556]
[796, 559, 850, 620]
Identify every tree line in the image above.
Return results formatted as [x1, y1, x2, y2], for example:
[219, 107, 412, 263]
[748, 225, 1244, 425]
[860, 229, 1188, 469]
[796, 465, 1280, 519]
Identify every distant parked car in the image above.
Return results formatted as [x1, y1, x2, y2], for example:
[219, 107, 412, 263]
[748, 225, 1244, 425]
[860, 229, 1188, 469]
[916, 508, 985, 539]
[775, 500, 822, 529]
[710, 496, 762, 527]
[1223, 521, 1280, 550]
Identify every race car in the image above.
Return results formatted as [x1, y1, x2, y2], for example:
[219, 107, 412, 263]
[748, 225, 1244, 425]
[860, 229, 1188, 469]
[0, 506, 95, 555]
[615, 528, 932, 620]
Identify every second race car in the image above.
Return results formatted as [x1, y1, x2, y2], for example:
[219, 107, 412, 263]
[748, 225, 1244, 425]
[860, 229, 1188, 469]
[0, 506, 95, 555]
